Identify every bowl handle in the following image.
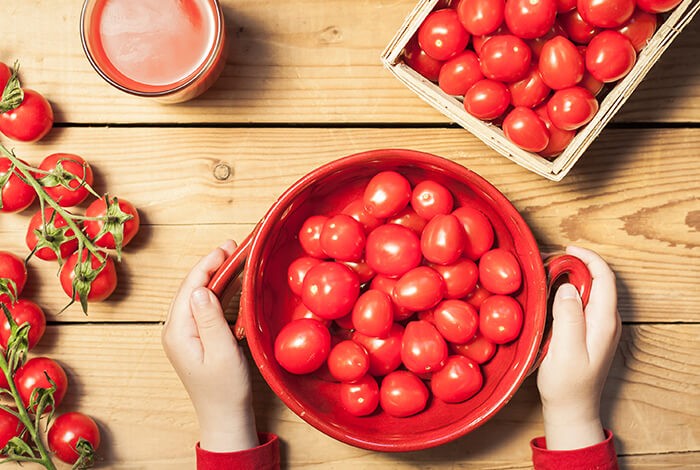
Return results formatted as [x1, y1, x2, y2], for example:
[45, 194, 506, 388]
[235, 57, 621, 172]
[528, 254, 592, 375]
[207, 229, 257, 340]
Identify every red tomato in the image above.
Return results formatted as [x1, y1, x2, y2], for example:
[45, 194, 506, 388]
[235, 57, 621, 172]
[578, 0, 635, 28]
[0, 157, 36, 213]
[429, 258, 479, 299]
[464, 79, 511, 120]
[341, 199, 384, 233]
[291, 302, 330, 326]
[14, 357, 68, 412]
[388, 206, 428, 234]
[0, 299, 46, 350]
[578, 65, 605, 96]
[508, 64, 551, 108]
[472, 24, 511, 56]
[635, 0, 682, 13]
[503, 106, 550, 152]
[433, 299, 479, 344]
[48, 412, 101, 465]
[287, 256, 322, 296]
[379, 370, 429, 417]
[479, 248, 522, 295]
[585, 30, 637, 83]
[457, 0, 506, 36]
[393, 266, 447, 311]
[411, 180, 454, 220]
[339, 374, 379, 416]
[274, 318, 331, 374]
[301, 262, 360, 320]
[452, 331, 498, 363]
[420, 214, 466, 265]
[539, 36, 584, 89]
[417, 308, 435, 324]
[0, 89, 53, 143]
[616, 10, 657, 52]
[352, 290, 394, 338]
[363, 171, 412, 219]
[38, 153, 94, 207]
[26, 208, 79, 261]
[558, 10, 601, 44]
[327, 340, 370, 382]
[365, 224, 421, 277]
[418, 9, 471, 61]
[403, 37, 444, 81]
[298, 215, 329, 258]
[342, 260, 376, 284]
[452, 206, 494, 260]
[527, 23, 569, 60]
[505, 0, 557, 39]
[556, 0, 577, 12]
[547, 86, 598, 130]
[431, 355, 483, 403]
[479, 35, 532, 82]
[479, 295, 523, 344]
[334, 312, 355, 331]
[0, 407, 23, 453]
[534, 104, 576, 157]
[370, 275, 414, 321]
[59, 250, 118, 303]
[83, 197, 140, 250]
[401, 320, 448, 374]
[464, 284, 493, 309]
[352, 323, 404, 376]
[0, 251, 27, 304]
[438, 51, 484, 96]
[320, 214, 366, 261]
[0, 63, 10, 90]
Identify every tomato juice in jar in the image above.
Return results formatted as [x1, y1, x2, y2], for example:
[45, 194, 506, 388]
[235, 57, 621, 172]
[80, 0, 227, 103]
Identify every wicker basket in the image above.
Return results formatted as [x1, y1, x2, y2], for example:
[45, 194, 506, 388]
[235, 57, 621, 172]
[381, 0, 699, 181]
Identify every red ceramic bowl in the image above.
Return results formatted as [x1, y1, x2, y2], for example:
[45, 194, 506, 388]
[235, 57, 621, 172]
[209, 149, 590, 452]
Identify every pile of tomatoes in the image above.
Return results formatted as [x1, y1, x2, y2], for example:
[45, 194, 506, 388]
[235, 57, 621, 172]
[0, 251, 100, 466]
[404, 0, 678, 157]
[275, 171, 524, 418]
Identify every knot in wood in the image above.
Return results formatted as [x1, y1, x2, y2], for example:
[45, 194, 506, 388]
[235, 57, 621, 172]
[213, 162, 232, 181]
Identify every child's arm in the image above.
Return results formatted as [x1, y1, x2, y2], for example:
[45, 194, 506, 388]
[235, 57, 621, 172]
[532, 246, 621, 469]
[162, 241, 279, 469]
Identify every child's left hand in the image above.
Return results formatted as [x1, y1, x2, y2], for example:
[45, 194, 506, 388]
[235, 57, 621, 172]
[162, 240, 259, 452]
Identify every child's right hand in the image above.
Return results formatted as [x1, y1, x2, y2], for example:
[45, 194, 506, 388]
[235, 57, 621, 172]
[537, 246, 622, 450]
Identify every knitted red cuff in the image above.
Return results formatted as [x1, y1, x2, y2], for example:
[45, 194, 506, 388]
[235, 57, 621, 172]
[531, 429, 618, 470]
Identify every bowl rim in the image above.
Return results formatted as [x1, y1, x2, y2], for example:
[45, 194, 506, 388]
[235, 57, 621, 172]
[240, 148, 547, 451]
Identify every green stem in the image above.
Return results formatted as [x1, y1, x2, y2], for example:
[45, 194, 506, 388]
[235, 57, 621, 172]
[0, 145, 104, 264]
[0, 353, 56, 470]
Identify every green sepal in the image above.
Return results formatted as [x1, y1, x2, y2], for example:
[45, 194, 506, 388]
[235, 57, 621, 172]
[0, 278, 19, 304]
[69, 253, 107, 315]
[0, 303, 29, 373]
[92, 196, 133, 261]
[1, 436, 37, 461]
[71, 438, 97, 469]
[27, 209, 76, 266]
[0, 62, 24, 113]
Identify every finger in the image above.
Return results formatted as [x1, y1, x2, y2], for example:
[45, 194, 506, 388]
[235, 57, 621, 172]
[565, 246, 618, 324]
[548, 283, 588, 361]
[190, 287, 237, 353]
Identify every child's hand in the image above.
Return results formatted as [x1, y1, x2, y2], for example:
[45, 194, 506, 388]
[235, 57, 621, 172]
[162, 240, 259, 452]
[537, 246, 622, 450]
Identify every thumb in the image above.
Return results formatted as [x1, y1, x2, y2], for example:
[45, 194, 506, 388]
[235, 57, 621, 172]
[190, 287, 235, 350]
[549, 283, 587, 358]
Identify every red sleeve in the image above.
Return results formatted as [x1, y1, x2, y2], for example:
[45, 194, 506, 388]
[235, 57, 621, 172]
[196, 432, 280, 470]
[531, 429, 618, 470]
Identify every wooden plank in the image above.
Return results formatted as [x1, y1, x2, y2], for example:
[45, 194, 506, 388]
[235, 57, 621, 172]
[1, 127, 697, 323]
[2, 0, 699, 124]
[5, 323, 697, 468]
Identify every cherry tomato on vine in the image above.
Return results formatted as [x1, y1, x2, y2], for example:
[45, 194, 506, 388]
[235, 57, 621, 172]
[508, 64, 551, 108]
[365, 224, 421, 277]
[547, 86, 598, 130]
[298, 215, 329, 258]
[320, 214, 365, 262]
[59, 249, 118, 305]
[479, 295, 523, 344]
[341, 199, 384, 233]
[403, 37, 444, 82]
[411, 180, 454, 220]
[301, 262, 360, 320]
[0, 89, 53, 143]
[452, 206, 494, 260]
[539, 36, 584, 90]
[339, 374, 379, 416]
[635, 0, 682, 13]
[479, 248, 522, 295]
[0, 251, 27, 304]
[352, 323, 404, 376]
[0, 299, 46, 350]
[452, 331, 498, 364]
[363, 171, 412, 219]
[327, 340, 370, 382]
[418, 9, 471, 61]
[38, 153, 94, 207]
[26, 208, 79, 261]
[585, 30, 636, 83]
[433, 299, 479, 344]
[464, 79, 511, 121]
[274, 318, 331, 375]
[578, 0, 635, 28]
[431, 355, 483, 403]
[14, 357, 68, 412]
[559, 9, 601, 44]
[48, 412, 101, 465]
[379, 370, 429, 417]
[479, 34, 532, 83]
[83, 197, 140, 252]
[352, 289, 394, 338]
[0, 408, 23, 452]
[287, 256, 322, 296]
[505, 0, 557, 39]
[388, 206, 427, 234]
[534, 104, 576, 157]
[616, 10, 657, 52]
[456, 0, 505, 36]
[393, 266, 446, 311]
[429, 258, 479, 299]
[438, 51, 484, 96]
[503, 106, 550, 152]
[401, 320, 448, 374]
[0, 157, 36, 213]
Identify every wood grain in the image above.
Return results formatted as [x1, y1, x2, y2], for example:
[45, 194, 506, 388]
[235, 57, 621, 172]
[1, 127, 697, 323]
[4, 323, 697, 469]
[2, 0, 698, 124]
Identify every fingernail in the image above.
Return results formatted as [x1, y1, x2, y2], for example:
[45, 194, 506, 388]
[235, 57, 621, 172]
[557, 283, 580, 300]
[191, 287, 211, 307]
[219, 240, 233, 249]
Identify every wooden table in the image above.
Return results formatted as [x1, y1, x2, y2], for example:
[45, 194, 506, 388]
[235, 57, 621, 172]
[2, 1, 698, 468]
